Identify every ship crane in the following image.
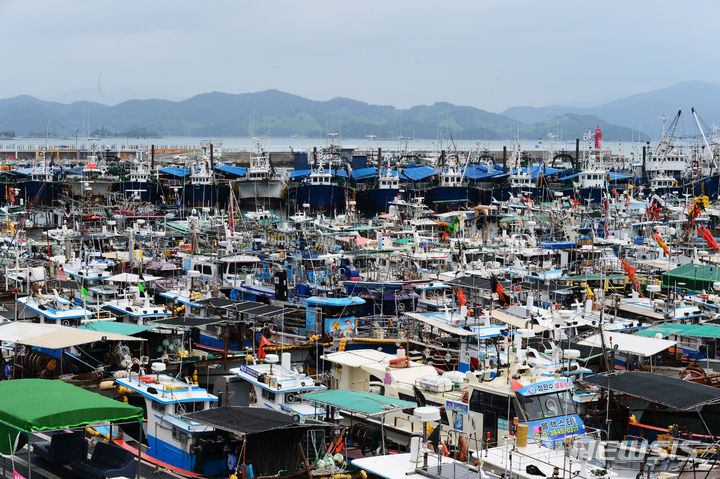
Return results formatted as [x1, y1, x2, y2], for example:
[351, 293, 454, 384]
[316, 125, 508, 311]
[692, 106, 717, 171]
[657, 109, 681, 163]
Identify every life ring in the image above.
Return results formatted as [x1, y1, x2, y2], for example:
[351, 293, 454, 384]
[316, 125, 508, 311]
[138, 376, 156, 384]
[389, 357, 410, 368]
[458, 435, 468, 462]
[397, 302, 406, 312]
[440, 441, 449, 457]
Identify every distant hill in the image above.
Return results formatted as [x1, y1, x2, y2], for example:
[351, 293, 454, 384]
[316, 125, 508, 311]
[0, 90, 647, 141]
[503, 81, 720, 138]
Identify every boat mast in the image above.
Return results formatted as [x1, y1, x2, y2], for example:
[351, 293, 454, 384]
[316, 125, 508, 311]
[692, 107, 717, 170]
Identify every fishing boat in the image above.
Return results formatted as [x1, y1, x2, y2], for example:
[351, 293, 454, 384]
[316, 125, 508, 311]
[115, 365, 235, 476]
[229, 352, 326, 418]
[236, 141, 284, 208]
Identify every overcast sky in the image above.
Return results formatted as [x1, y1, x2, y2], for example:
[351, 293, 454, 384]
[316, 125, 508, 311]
[1, 0, 718, 112]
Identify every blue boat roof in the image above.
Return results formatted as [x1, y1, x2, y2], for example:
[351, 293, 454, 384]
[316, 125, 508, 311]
[513, 166, 565, 180]
[464, 164, 504, 180]
[159, 167, 191, 177]
[214, 164, 247, 177]
[306, 296, 366, 306]
[608, 171, 633, 181]
[539, 241, 576, 250]
[350, 168, 399, 181]
[401, 166, 437, 181]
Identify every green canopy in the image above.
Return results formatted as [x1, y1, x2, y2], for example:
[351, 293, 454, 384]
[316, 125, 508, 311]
[636, 323, 720, 340]
[662, 263, 720, 292]
[79, 321, 153, 336]
[299, 390, 416, 416]
[0, 379, 143, 454]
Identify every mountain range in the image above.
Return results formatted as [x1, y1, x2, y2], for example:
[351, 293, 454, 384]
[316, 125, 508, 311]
[1, 81, 718, 141]
[503, 81, 720, 139]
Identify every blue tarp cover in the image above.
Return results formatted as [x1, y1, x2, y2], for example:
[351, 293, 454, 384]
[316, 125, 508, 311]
[463, 164, 504, 180]
[159, 167, 191, 177]
[350, 168, 399, 181]
[515, 166, 565, 180]
[401, 166, 437, 181]
[214, 165, 247, 177]
[608, 171, 633, 181]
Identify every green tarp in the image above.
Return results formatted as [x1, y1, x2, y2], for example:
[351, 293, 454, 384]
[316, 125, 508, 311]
[299, 390, 416, 416]
[0, 379, 143, 455]
[79, 321, 153, 336]
[636, 323, 720, 339]
[662, 263, 720, 292]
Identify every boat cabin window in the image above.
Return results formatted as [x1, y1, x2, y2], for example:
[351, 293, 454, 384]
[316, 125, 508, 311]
[226, 262, 257, 275]
[469, 390, 515, 418]
[320, 304, 363, 319]
[175, 401, 205, 415]
[515, 390, 575, 422]
[261, 388, 276, 402]
[151, 401, 167, 413]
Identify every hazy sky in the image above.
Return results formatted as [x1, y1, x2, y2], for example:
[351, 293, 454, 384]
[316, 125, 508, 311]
[1, 0, 718, 112]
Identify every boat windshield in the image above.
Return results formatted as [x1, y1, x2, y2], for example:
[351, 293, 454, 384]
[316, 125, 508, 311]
[516, 390, 576, 422]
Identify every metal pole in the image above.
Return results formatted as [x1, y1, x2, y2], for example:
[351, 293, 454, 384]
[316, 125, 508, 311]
[136, 420, 143, 479]
[27, 432, 32, 479]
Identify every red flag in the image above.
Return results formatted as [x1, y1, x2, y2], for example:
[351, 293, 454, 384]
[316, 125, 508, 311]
[491, 274, 509, 307]
[258, 335, 274, 359]
[621, 259, 642, 295]
[457, 289, 467, 308]
[699, 225, 720, 252]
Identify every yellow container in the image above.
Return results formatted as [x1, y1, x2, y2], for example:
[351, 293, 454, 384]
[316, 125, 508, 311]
[516, 424, 528, 447]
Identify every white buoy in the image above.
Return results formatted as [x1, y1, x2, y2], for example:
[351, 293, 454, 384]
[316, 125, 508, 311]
[413, 406, 441, 422]
[265, 354, 279, 364]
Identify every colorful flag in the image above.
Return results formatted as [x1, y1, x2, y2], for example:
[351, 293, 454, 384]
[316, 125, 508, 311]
[652, 231, 670, 256]
[457, 289, 467, 308]
[698, 224, 719, 252]
[80, 286, 89, 297]
[138, 281, 145, 293]
[621, 259, 642, 295]
[491, 274, 509, 307]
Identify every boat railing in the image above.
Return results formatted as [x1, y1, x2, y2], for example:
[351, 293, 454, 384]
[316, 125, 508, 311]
[355, 315, 402, 338]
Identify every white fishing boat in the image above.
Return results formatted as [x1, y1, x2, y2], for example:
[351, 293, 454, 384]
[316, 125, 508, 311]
[230, 352, 326, 418]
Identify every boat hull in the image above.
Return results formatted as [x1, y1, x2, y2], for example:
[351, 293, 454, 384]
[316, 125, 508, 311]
[112, 181, 167, 203]
[289, 183, 347, 213]
[182, 184, 230, 208]
[355, 188, 403, 215]
[22, 180, 60, 205]
[236, 179, 283, 200]
[423, 185, 480, 211]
